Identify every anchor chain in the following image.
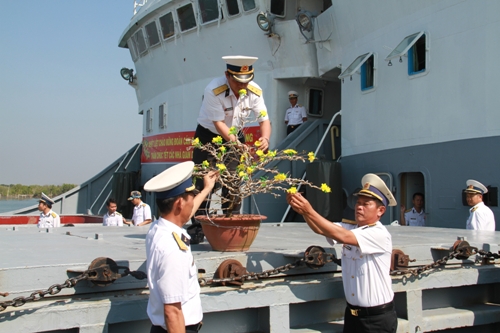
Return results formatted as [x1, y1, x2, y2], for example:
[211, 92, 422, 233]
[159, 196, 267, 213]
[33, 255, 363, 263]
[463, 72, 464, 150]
[390, 240, 479, 276]
[0, 257, 146, 313]
[199, 245, 340, 286]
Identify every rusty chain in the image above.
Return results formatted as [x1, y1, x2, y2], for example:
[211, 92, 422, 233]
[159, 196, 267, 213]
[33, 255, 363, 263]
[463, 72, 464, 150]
[199, 246, 341, 286]
[0, 260, 146, 313]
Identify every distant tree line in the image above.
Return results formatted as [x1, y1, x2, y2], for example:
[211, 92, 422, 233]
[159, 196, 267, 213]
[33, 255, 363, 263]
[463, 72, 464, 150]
[0, 184, 77, 199]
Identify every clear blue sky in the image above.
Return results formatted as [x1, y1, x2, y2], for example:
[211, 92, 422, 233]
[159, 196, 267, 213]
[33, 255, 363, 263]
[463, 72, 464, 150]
[0, 1, 142, 185]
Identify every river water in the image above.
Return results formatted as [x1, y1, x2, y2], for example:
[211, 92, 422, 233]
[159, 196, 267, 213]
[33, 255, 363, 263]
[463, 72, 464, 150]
[0, 199, 39, 213]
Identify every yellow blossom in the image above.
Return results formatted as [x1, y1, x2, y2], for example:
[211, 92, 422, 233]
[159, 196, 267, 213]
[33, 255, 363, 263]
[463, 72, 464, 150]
[192, 138, 200, 146]
[212, 136, 223, 144]
[283, 149, 297, 156]
[256, 150, 264, 157]
[321, 183, 331, 193]
[274, 173, 287, 181]
[267, 150, 277, 158]
[287, 187, 297, 194]
[229, 126, 238, 135]
[254, 140, 261, 147]
[240, 154, 246, 162]
[247, 167, 254, 174]
[236, 164, 245, 172]
[308, 152, 315, 163]
[259, 110, 267, 118]
[238, 89, 247, 97]
[202, 160, 209, 168]
[219, 146, 226, 153]
[216, 164, 226, 171]
[239, 171, 247, 178]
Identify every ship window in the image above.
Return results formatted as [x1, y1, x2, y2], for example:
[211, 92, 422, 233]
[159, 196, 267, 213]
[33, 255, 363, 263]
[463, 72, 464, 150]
[385, 31, 425, 63]
[199, 0, 220, 23]
[159, 12, 175, 39]
[159, 103, 167, 128]
[145, 21, 160, 47]
[308, 88, 323, 116]
[408, 35, 426, 75]
[361, 54, 375, 90]
[127, 37, 138, 61]
[132, 29, 147, 55]
[338, 52, 373, 80]
[177, 3, 197, 31]
[227, 0, 239, 16]
[242, 0, 256, 11]
[270, 0, 285, 17]
[146, 108, 153, 132]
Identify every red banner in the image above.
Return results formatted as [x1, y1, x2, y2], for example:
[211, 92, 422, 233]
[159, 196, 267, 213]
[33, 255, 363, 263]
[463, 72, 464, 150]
[141, 126, 262, 164]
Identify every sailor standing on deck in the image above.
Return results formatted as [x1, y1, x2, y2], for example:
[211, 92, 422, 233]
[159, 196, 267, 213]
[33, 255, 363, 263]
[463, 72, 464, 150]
[287, 174, 398, 333]
[284, 90, 307, 135]
[37, 192, 60, 228]
[102, 198, 126, 226]
[464, 179, 496, 231]
[190, 55, 272, 243]
[400, 192, 426, 226]
[144, 161, 217, 333]
[127, 190, 152, 227]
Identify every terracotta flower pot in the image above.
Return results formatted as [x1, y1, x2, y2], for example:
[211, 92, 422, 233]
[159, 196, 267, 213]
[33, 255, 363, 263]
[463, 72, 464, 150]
[195, 214, 266, 251]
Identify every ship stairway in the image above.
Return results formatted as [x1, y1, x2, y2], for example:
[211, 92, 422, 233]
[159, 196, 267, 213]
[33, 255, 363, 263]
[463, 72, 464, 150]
[244, 113, 341, 222]
[1, 143, 142, 217]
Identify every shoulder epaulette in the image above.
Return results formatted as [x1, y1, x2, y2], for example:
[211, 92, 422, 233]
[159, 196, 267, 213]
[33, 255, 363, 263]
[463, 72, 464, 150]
[247, 84, 262, 97]
[471, 206, 478, 212]
[172, 232, 188, 251]
[141, 203, 146, 207]
[297, 104, 302, 107]
[213, 84, 229, 96]
[50, 212, 57, 218]
[361, 222, 378, 229]
[115, 212, 122, 216]
[405, 209, 411, 213]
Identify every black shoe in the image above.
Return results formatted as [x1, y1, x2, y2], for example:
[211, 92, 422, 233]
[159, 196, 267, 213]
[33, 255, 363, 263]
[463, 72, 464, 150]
[187, 224, 204, 244]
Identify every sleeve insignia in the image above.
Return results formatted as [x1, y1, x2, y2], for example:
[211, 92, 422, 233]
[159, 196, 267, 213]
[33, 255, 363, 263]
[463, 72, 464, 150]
[212, 84, 229, 96]
[247, 84, 262, 97]
[172, 232, 188, 251]
[50, 212, 57, 218]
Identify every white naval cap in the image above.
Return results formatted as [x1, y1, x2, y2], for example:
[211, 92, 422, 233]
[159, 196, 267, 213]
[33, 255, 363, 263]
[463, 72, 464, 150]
[39, 192, 55, 205]
[144, 161, 199, 199]
[355, 173, 397, 207]
[464, 179, 488, 194]
[222, 55, 258, 83]
[288, 91, 298, 98]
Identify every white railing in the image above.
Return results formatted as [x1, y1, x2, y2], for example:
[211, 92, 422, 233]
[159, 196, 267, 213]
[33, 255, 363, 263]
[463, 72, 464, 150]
[134, 0, 148, 15]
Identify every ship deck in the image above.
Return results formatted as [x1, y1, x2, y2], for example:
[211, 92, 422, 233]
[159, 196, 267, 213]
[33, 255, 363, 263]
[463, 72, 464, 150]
[2, 222, 500, 332]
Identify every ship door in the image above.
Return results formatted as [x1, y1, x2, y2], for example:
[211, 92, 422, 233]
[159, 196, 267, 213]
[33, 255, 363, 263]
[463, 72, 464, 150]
[399, 172, 425, 220]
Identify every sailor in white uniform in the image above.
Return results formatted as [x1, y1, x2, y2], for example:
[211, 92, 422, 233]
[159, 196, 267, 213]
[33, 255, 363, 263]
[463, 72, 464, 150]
[464, 179, 496, 231]
[287, 173, 398, 333]
[191, 55, 272, 243]
[102, 198, 125, 226]
[400, 192, 426, 226]
[144, 161, 217, 333]
[284, 91, 307, 135]
[128, 190, 152, 227]
[37, 192, 61, 228]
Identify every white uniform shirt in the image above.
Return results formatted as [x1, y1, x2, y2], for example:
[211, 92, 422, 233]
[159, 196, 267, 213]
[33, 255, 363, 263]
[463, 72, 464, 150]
[146, 218, 202, 329]
[466, 202, 496, 231]
[284, 104, 307, 126]
[132, 202, 152, 226]
[404, 208, 426, 226]
[103, 212, 124, 226]
[333, 222, 394, 307]
[197, 76, 268, 134]
[37, 210, 61, 228]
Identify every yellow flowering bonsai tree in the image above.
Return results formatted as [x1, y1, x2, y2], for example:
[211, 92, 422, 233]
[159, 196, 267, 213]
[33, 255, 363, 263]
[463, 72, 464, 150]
[190, 104, 331, 218]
